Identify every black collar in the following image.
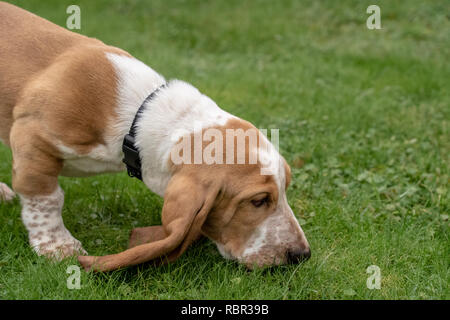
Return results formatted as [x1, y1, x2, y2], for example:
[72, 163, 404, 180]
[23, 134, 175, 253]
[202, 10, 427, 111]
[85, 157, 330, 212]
[122, 83, 167, 180]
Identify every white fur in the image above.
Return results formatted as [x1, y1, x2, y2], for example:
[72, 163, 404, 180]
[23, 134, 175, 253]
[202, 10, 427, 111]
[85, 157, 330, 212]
[135, 80, 235, 195]
[52, 52, 307, 264]
[104, 53, 307, 262]
[0, 182, 15, 201]
[58, 143, 125, 177]
[104, 53, 167, 163]
[95, 53, 234, 195]
[216, 243, 234, 260]
[50, 53, 237, 260]
[215, 147, 308, 264]
[56, 53, 166, 177]
[56, 53, 235, 194]
[19, 186, 86, 258]
[240, 153, 308, 260]
[240, 193, 307, 260]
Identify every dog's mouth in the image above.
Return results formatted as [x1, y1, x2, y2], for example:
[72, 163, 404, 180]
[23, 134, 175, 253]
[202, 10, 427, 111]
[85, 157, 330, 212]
[215, 243, 235, 260]
[215, 241, 311, 268]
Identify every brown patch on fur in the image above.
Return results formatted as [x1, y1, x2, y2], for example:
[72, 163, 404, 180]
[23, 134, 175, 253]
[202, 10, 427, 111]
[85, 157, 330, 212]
[0, 2, 131, 196]
[79, 118, 281, 271]
[164, 117, 281, 258]
[167, 118, 267, 170]
[79, 167, 222, 271]
[49, 226, 62, 233]
[128, 226, 167, 248]
[283, 159, 291, 190]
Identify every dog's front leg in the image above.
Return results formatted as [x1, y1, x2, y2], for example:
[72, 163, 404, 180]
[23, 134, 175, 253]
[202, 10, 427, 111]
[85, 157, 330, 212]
[10, 126, 86, 260]
[19, 185, 86, 259]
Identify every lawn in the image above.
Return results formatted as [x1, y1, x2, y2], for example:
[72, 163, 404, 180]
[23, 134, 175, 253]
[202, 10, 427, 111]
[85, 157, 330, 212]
[0, 0, 448, 299]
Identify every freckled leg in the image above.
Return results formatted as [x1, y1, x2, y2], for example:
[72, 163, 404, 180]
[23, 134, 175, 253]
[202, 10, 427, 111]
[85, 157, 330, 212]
[0, 182, 16, 201]
[19, 185, 87, 259]
[10, 127, 86, 260]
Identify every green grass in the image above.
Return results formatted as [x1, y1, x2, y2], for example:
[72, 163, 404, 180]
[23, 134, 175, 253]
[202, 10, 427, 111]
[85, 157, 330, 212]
[0, 0, 449, 299]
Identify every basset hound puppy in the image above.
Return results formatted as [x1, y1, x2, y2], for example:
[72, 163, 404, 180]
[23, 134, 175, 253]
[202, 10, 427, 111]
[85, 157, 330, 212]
[0, 2, 310, 271]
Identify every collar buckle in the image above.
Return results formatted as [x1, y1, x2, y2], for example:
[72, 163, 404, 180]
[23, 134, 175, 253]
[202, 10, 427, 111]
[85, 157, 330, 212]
[122, 134, 142, 180]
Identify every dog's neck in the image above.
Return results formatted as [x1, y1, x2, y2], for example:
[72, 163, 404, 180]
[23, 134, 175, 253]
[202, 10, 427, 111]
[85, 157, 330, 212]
[106, 53, 234, 196]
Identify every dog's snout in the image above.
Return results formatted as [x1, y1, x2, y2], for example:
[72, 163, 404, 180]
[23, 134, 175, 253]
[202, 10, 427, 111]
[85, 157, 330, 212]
[286, 247, 311, 264]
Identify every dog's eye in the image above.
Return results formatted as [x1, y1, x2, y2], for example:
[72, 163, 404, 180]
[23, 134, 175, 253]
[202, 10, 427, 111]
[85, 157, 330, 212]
[251, 196, 269, 208]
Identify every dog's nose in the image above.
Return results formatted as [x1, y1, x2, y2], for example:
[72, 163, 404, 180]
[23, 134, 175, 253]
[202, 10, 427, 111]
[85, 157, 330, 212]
[286, 247, 311, 264]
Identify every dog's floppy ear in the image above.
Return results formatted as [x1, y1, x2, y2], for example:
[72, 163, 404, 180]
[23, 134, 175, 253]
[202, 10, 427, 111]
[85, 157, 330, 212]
[128, 225, 166, 248]
[78, 170, 219, 272]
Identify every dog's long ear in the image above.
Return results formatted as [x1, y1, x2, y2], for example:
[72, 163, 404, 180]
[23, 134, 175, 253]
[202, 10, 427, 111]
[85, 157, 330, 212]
[78, 170, 220, 272]
[128, 225, 166, 248]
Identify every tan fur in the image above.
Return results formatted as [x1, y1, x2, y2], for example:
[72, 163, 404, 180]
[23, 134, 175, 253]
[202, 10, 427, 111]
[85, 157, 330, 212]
[78, 118, 285, 271]
[79, 166, 222, 271]
[0, 2, 128, 196]
[1, 3, 309, 270]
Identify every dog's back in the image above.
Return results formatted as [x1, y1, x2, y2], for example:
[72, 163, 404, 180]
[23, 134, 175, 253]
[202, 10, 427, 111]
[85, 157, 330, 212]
[0, 2, 105, 144]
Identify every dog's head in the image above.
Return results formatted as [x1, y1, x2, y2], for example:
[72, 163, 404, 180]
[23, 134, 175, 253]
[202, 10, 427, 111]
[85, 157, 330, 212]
[196, 120, 310, 268]
[78, 119, 309, 271]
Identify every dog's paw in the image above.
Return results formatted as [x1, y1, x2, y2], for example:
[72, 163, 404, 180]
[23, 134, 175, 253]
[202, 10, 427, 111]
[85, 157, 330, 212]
[34, 237, 87, 261]
[0, 182, 16, 202]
